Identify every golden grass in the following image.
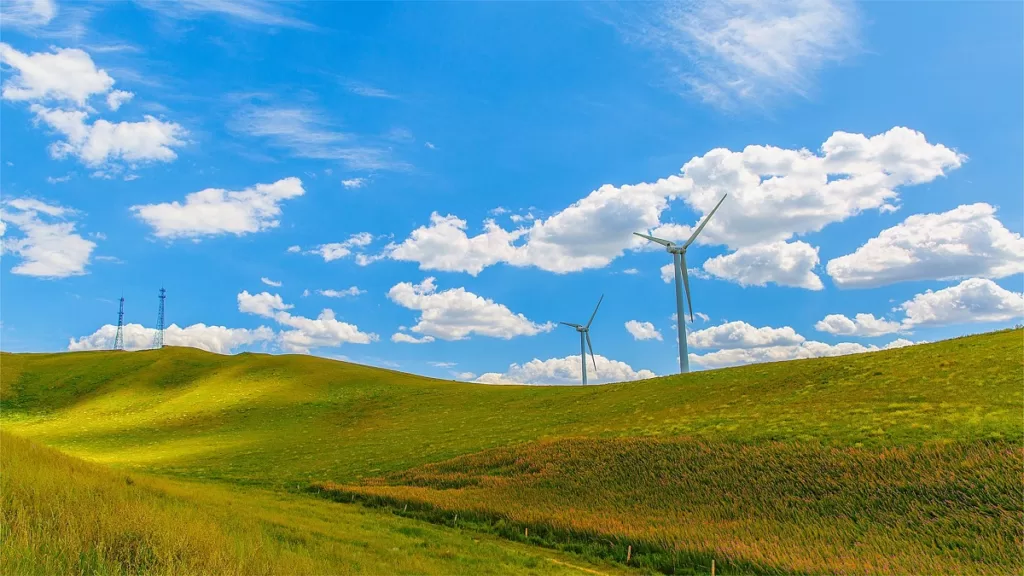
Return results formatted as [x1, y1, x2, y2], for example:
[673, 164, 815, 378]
[319, 437, 1024, 575]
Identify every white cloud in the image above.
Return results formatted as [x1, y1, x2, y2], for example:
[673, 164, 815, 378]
[387, 127, 961, 284]
[318, 287, 364, 298]
[106, 89, 133, 111]
[1, 0, 58, 28]
[301, 289, 310, 297]
[826, 203, 1024, 288]
[391, 333, 435, 344]
[899, 278, 1024, 328]
[695, 312, 710, 323]
[0, 43, 112, 105]
[0, 197, 96, 278]
[345, 81, 397, 99]
[237, 291, 377, 353]
[275, 309, 377, 353]
[69, 322, 274, 354]
[46, 174, 72, 184]
[342, 177, 366, 189]
[424, 141, 435, 150]
[387, 277, 554, 341]
[617, 1, 858, 109]
[0, 44, 187, 171]
[134, 0, 312, 29]
[31, 104, 187, 167]
[260, 276, 282, 287]
[814, 313, 901, 337]
[883, 338, 916, 350]
[237, 290, 292, 318]
[453, 371, 476, 380]
[131, 177, 304, 239]
[691, 339, 876, 369]
[625, 320, 662, 341]
[623, 268, 638, 275]
[308, 232, 373, 262]
[687, 321, 804, 350]
[286, 245, 301, 253]
[703, 241, 823, 290]
[428, 361, 457, 368]
[476, 354, 656, 385]
[230, 105, 406, 171]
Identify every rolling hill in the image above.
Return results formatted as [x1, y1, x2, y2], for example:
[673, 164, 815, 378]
[2, 329, 1022, 574]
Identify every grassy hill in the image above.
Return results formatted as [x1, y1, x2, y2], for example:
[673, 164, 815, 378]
[2, 329, 1022, 574]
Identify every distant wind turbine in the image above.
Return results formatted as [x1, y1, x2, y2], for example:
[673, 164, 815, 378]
[560, 295, 603, 385]
[634, 194, 727, 374]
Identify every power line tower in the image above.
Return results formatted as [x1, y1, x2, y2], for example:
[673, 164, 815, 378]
[113, 295, 125, 350]
[153, 287, 166, 349]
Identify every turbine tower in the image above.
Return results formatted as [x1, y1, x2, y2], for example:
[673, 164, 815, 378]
[113, 295, 125, 351]
[634, 194, 727, 374]
[153, 287, 166, 349]
[559, 295, 603, 385]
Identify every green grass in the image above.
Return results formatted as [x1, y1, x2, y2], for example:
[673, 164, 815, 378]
[0, 431, 634, 575]
[2, 328, 1021, 574]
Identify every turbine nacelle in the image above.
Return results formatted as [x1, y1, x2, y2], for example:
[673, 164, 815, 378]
[559, 294, 603, 384]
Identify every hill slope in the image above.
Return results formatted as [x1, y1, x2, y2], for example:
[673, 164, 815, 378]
[2, 329, 1022, 574]
[2, 330, 1020, 488]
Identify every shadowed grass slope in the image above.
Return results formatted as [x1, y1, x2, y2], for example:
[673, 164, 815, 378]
[0, 431, 635, 576]
[318, 437, 1022, 575]
[2, 330, 1021, 491]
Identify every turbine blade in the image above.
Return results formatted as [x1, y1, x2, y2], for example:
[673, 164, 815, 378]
[559, 321, 581, 328]
[585, 331, 597, 372]
[680, 255, 694, 323]
[632, 232, 673, 247]
[683, 194, 727, 249]
[585, 294, 604, 329]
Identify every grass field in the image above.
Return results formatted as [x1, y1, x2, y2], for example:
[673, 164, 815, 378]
[1, 431, 635, 575]
[2, 328, 1022, 574]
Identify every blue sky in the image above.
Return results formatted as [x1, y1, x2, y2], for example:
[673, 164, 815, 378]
[1, 0, 1021, 384]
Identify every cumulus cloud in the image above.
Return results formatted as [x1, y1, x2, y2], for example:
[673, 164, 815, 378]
[687, 321, 804, 350]
[703, 240, 823, 290]
[260, 276, 282, 287]
[131, 177, 304, 239]
[690, 339, 882, 369]
[387, 277, 554, 340]
[0, 44, 187, 170]
[307, 232, 373, 262]
[899, 278, 1024, 328]
[814, 313, 901, 337]
[391, 333, 435, 344]
[317, 287, 364, 298]
[0, 197, 96, 278]
[106, 89, 133, 111]
[387, 127, 961, 287]
[68, 323, 274, 354]
[827, 203, 1024, 288]
[237, 290, 377, 353]
[625, 320, 662, 341]
[0, 42, 112, 105]
[476, 354, 656, 385]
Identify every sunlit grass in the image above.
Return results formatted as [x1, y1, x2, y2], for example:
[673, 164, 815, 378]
[1, 328, 1021, 574]
[0, 431, 634, 575]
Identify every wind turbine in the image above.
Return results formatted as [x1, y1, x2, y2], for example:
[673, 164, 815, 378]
[560, 295, 603, 385]
[633, 194, 727, 374]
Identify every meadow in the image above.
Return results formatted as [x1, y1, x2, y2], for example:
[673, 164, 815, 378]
[1, 328, 1021, 574]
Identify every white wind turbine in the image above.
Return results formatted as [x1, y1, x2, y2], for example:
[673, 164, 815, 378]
[633, 194, 727, 374]
[559, 294, 603, 385]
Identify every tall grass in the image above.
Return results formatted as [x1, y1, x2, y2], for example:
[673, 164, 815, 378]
[0, 432, 633, 575]
[318, 437, 1024, 575]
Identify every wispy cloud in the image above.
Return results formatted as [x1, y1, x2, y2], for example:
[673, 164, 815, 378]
[345, 81, 398, 99]
[134, 0, 314, 30]
[610, 0, 859, 110]
[229, 105, 410, 171]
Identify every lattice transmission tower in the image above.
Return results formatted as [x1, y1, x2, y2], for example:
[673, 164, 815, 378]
[153, 287, 166, 349]
[113, 295, 125, 350]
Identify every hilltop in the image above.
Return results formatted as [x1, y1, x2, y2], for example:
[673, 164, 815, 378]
[2, 329, 1021, 574]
